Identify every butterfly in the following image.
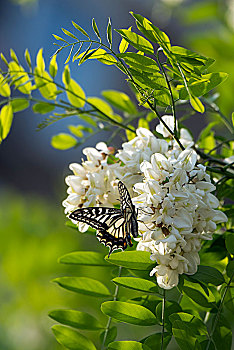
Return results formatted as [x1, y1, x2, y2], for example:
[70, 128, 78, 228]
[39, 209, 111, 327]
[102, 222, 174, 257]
[69, 181, 138, 256]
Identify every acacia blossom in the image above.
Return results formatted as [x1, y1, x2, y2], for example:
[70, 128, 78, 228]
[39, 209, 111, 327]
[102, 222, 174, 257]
[64, 116, 227, 289]
[62, 142, 119, 232]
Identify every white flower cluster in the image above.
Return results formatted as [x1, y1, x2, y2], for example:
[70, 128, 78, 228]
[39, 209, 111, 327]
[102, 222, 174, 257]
[62, 142, 119, 232]
[63, 115, 227, 289]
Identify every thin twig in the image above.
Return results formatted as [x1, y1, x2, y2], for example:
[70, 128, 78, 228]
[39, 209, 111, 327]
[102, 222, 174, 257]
[161, 289, 166, 350]
[205, 271, 234, 350]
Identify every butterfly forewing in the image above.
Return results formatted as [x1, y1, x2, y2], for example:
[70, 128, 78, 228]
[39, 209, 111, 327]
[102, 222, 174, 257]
[68, 181, 138, 255]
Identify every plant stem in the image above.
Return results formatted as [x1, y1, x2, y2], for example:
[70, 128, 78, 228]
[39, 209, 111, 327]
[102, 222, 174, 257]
[101, 266, 122, 350]
[156, 48, 177, 138]
[205, 271, 234, 350]
[161, 289, 166, 350]
[202, 98, 234, 134]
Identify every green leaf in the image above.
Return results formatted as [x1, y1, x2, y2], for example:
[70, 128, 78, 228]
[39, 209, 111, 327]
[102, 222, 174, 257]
[36, 48, 45, 75]
[115, 29, 154, 55]
[68, 125, 84, 138]
[130, 12, 171, 53]
[171, 46, 215, 69]
[34, 68, 57, 99]
[33, 102, 55, 114]
[112, 277, 158, 293]
[92, 18, 100, 39]
[53, 276, 111, 297]
[64, 77, 86, 108]
[138, 118, 149, 129]
[52, 325, 96, 350]
[102, 90, 137, 114]
[105, 251, 155, 270]
[198, 121, 218, 142]
[10, 49, 19, 64]
[108, 341, 151, 350]
[232, 112, 234, 129]
[117, 52, 159, 73]
[59, 251, 110, 266]
[9, 61, 32, 94]
[87, 97, 113, 117]
[189, 265, 225, 286]
[10, 98, 29, 112]
[226, 260, 234, 278]
[172, 320, 201, 350]
[72, 21, 90, 38]
[107, 18, 112, 47]
[49, 309, 103, 330]
[0, 104, 13, 142]
[51, 133, 77, 150]
[212, 324, 232, 350]
[126, 128, 136, 141]
[0, 73, 11, 97]
[100, 326, 117, 347]
[182, 286, 213, 308]
[190, 95, 205, 113]
[169, 312, 207, 336]
[225, 234, 234, 255]
[179, 73, 228, 99]
[1, 53, 9, 67]
[24, 48, 32, 70]
[52, 34, 69, 43]
[61, 28, 78, 40]
[142, 333, 172, 350]
[62, 65, 71, 85]
[119, 27, 131, 53]
[49, 55, 58, 78]
[101, 301, 157, 326]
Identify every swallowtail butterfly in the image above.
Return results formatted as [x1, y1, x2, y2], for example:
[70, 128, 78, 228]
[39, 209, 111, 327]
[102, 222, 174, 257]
[69, 181, 138, 256]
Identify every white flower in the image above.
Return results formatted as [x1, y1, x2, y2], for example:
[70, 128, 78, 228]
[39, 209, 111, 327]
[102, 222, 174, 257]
[63, 143, 120, 231]
[133, 135, 227, 289]
[156, 115, 176, 138]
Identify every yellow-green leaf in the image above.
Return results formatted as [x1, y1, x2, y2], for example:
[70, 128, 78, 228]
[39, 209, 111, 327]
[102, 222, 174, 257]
[9, 61, 32, 94]
[0, 104, 13, 142]
[190, 95, 205, 113]
[65, 78, 86, 108]
[87, 97, 113, 117]
[49, 55, 58, 78]
[102, 90, 137, 114]
[0, 73, 11, 97]
[119, 27, 131, 53]
[126, 128, 136, 140]
[24, 48, 32, 69]
[68, 125, 84, 138]
[36, 48, 45, 75]
[116, 29, 154, 55]
[138, 118, 149, 129]
[51, 133, 77, 150]
[34, 67, 57, 100]
[10, 49, 19, 64]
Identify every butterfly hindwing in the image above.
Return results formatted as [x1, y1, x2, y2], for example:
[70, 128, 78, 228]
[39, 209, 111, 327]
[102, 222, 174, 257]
[69, 181, 138, 255]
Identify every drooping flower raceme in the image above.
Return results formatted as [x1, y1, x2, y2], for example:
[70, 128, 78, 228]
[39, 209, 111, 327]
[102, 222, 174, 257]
[63, 117, 227, 289]
[62, 142, 119, 232]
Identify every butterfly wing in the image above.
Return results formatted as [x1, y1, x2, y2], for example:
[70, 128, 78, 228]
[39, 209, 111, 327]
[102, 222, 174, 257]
[118, 181, 138, 238]
[69, 207, 132, 255]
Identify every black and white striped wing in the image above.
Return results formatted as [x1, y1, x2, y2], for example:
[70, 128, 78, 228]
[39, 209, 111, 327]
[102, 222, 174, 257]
[69, 207, 133, 255]
[118, 181, 138, 239]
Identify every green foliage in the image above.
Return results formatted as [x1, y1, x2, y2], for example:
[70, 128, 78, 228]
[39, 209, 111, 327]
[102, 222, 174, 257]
[52, 325, 97, 350]
[1, 10, 234, 350]
[101, 301, 157, 326]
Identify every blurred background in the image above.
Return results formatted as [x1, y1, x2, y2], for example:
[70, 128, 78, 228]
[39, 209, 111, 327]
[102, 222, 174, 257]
[0, 0, 233, 349]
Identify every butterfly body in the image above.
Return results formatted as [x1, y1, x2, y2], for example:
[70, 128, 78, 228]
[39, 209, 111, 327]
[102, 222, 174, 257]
[69, 181, 138, 255]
